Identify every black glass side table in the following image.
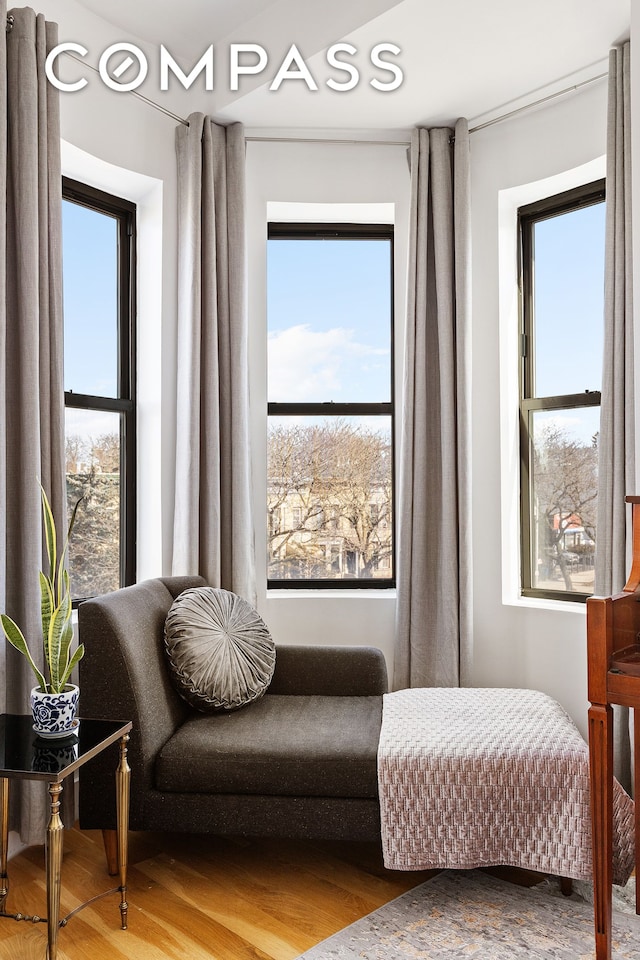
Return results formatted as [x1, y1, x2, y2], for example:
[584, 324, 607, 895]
[0, 714, 132, 960]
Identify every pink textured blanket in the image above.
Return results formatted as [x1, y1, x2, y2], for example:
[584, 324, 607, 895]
[377, 688, 635, 884]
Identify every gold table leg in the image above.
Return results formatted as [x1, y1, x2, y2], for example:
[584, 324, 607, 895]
[116, 734, 130, 930]
[46, 781, 64, 960]
[0, 778, 8, 913]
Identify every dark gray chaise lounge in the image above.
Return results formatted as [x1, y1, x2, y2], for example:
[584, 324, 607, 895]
[78, 576, 388, 870]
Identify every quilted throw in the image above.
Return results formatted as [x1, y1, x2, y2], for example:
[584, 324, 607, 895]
[377, 688, 635, 884]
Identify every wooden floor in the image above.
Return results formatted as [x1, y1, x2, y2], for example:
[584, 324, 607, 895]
[0, 826, 547, 960]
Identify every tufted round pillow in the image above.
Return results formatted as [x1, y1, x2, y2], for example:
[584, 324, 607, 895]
[164, 587, 276, 712]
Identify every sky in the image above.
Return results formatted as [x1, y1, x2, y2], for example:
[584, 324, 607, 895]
[63, 199, 118, 397]
[530, 199, 605, 447]
[533, 201, 605, 398]
[267, 237, 392, 404]
[61, 195, 605, 445]
[62, 198, 120, 439]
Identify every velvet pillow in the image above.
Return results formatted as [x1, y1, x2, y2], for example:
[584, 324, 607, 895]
[164, 587, 276, 712]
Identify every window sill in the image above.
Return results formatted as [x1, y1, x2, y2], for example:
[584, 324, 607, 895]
[503, 594, 587, 614]
[265, 588, 397, 600]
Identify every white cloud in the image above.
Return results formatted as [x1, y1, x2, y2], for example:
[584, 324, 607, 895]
[268, 324, 387, 402]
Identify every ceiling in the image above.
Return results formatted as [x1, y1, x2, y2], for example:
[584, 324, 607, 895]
[74, 0, 630, 132]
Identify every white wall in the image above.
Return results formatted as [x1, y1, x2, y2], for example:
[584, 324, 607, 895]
[245, 139, 410, 681]
[245, 86, 611, 723]
[7, 0, 183, 860]
[27, 0, 411, 685]
[470, 81, 609, 738]
[20, 0, 183, 578]
[14, 1, 621, 728]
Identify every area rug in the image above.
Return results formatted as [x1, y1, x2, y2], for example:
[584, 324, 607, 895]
[295, 870, 640, 959]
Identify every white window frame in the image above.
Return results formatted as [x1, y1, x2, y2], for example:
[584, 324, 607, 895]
[497, 157, 605, 611]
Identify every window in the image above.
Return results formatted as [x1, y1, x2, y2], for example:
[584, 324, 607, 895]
[519, 180, 605, 601]
[62, 178, 136, 601]
[267, 222, 394, 587]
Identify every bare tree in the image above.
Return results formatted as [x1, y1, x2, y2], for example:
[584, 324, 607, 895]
[90, 433, 120, 473]
[65, 434, 88, 473]
[267, 419, 392, 580]
[532, 423, 598, 589]
[66, 432, 121, 598]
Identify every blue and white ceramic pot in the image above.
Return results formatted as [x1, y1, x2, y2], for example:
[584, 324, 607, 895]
[30, 684, 80, 739]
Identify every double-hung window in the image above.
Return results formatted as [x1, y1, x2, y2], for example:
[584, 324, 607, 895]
[62, 178, 136, 602]
[267, 222, 395, 587]
[519, 180, 605, 601]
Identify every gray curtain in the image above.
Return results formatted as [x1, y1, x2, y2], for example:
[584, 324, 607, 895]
[393, 120, 472, 690]
[172, 114, 255, 603]
[594, 42, 634, 792]
[0, 7, 66, 841]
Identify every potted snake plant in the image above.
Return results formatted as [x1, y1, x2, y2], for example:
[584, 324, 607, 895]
[1, 484, 84, 738]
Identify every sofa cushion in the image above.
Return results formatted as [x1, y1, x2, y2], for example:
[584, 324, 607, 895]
[155, 694, 382, 798]
[164, 587, 276, 712]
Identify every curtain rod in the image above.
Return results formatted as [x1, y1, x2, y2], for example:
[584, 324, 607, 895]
[469, 70, 607, 133]
[246, 71, 608, 144]
[63, 52, 190, 125]
[58, 49, 607, 140]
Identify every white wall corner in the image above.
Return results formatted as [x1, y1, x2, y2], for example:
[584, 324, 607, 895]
[61, 140, 164, 581]
[497, 157, 606, 609]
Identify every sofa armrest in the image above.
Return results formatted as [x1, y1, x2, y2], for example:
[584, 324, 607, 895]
[268, 645, 388, 697]
[78, 576, 206, 829]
